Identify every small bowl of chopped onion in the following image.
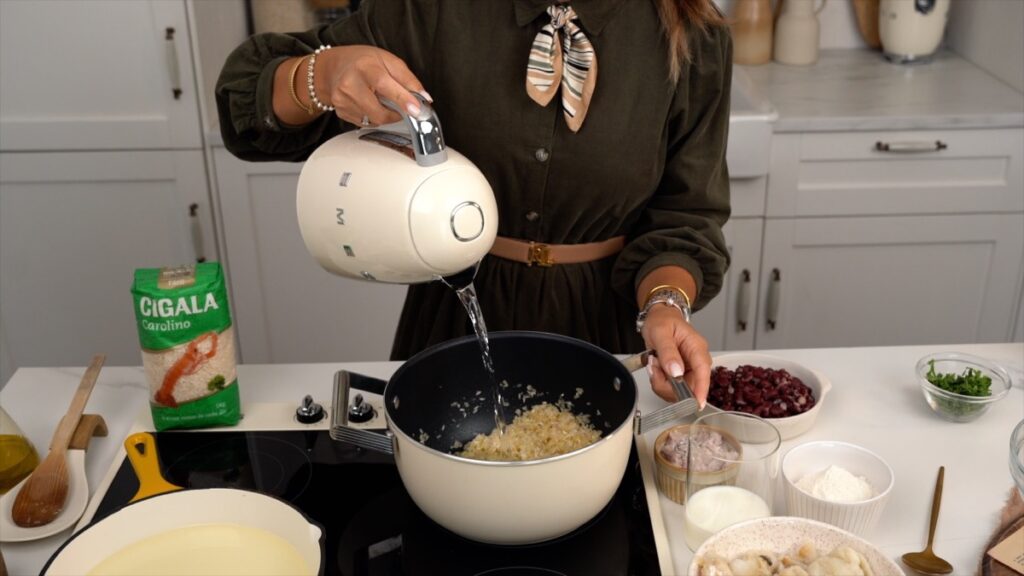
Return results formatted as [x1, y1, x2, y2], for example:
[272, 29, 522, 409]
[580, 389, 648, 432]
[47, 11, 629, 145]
[705, 354, 832, 441]
[781, 441, 894, 537]
[653, 424, 743, 505]
[916, 352, 1011, 423]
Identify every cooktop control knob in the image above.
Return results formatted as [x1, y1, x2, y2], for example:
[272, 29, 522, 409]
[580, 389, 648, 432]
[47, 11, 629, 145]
[296, 395, 325, 424]
[348, 393, 375, 423]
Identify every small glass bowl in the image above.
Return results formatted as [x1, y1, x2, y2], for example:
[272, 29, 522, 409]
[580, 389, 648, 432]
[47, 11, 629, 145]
[915, 352, 1011, 423]
[1011, 419, 1024, 497]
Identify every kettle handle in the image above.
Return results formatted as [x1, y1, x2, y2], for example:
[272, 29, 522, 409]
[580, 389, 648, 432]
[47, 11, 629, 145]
[378, 93, 448, 168]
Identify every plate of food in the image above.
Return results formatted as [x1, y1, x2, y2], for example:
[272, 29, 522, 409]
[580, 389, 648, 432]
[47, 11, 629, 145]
[690, 516, 904, 576]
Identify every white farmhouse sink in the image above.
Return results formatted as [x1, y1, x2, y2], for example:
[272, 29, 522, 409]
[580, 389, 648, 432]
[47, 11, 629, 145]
[727, 68, 777, 178]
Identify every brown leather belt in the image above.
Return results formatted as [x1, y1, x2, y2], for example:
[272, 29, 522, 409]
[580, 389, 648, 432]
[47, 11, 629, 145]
[489, 236, 625, 267]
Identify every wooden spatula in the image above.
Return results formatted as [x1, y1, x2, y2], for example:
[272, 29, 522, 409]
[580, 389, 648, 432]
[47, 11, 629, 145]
[11, 355, 105, 527]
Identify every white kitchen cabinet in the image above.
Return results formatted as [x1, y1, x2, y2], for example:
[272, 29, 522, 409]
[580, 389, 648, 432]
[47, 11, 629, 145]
[0, 151, 215, 369]
[691, 218, 764, 352]
[0, 0, 201, 151]
[753, 214, 1024, 349]
[212, 149, 406, 364]
[767, 129, 1024, 217]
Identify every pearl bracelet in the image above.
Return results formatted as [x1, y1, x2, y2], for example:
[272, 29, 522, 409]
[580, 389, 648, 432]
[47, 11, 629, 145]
[307, 45, 334, 113]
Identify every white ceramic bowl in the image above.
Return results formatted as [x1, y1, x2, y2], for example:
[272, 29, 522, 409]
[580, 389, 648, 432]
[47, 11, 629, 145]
[706, 353, 831, 441]
[689, 516, 904, 576]
[782, 441, 894, 537]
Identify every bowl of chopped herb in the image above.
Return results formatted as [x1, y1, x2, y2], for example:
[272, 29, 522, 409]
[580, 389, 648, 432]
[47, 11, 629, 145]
[915, 352, 1011, 422]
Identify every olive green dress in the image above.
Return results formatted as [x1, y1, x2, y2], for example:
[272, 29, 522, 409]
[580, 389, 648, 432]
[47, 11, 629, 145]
[216, 0, 732, 360]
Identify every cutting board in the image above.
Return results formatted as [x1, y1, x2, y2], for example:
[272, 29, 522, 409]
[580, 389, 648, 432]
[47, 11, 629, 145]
[983, 514, 1024, 576]
[852, 0, 882, 49]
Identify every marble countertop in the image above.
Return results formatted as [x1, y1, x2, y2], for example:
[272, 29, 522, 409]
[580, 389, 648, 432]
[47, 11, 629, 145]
[739, 49, 1024, 133]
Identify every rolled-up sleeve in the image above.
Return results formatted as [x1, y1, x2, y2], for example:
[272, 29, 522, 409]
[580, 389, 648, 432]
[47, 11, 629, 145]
[215, 0, 437, 162]
[612, 24, 732, 311]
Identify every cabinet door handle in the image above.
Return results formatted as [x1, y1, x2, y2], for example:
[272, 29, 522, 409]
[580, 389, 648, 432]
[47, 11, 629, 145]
[165, 27, 183, 100]
[766, 268, 781, 331]
[874, 140, 947, 153]
[736, 269, 751, 332]
[188, 203, 206, 263]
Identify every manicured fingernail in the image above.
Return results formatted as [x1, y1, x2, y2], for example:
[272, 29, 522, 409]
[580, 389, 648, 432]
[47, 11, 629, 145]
[406, 102, 421, 116]
[669, 362, 684, 379]
[698, 398, 707, 411]
[417, 90, 434, 102]
[646, 363, 654, 377]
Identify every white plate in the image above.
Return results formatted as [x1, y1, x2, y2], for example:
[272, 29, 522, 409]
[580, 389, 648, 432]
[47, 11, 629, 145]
[689, 516, 905, 576]
[0, 451, 89, 542]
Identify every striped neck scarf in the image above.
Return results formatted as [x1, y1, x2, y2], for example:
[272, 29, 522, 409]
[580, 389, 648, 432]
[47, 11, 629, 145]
[525, 4, 597, 133]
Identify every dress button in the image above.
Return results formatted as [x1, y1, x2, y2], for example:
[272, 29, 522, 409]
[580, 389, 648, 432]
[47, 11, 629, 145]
[534, 148, 550, 162]
[525, 211, 540, 222]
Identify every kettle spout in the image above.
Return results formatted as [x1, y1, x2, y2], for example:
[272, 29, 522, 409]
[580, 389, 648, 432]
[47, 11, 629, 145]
[438, 262, 481, 291]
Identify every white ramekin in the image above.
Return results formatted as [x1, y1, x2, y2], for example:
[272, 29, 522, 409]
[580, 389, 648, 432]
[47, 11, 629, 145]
[781, 441, 894, 537]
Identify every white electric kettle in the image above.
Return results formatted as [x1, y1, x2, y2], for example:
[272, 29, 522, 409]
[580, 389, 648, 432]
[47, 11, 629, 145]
[879, 0, 950, 63]
[297, 95, 498, 284]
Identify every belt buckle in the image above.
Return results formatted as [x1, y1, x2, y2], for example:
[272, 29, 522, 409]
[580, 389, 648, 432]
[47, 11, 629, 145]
[527, 242, 554, 267]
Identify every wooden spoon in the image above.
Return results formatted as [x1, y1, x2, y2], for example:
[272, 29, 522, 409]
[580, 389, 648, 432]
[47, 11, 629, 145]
[902, 466, 954, 575]
[10, 355, 105, 527]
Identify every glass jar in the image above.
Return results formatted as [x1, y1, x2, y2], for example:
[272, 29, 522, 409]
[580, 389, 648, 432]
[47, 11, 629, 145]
[0, 406, 40, 494]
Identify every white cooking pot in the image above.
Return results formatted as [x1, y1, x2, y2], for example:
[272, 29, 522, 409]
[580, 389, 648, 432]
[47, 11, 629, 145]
[296, 95, 498, 284]
[332, 332, 695, 545]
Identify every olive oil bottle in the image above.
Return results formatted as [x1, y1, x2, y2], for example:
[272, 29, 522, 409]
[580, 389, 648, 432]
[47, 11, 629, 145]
[0, 407, 39, 494]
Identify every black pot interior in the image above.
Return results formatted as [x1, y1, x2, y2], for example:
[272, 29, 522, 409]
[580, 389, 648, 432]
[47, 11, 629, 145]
[384, 331, 637, 455]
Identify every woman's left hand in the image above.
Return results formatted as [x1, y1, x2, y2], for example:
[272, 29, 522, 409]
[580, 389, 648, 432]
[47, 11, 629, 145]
[640, 304, 711, 408]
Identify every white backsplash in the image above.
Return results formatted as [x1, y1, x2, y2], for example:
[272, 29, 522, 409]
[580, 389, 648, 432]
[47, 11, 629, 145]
[714, 0, 869, 49]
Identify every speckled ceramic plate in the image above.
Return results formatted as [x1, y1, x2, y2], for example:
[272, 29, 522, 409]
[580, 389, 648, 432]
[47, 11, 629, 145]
[689, 516, 905, 576]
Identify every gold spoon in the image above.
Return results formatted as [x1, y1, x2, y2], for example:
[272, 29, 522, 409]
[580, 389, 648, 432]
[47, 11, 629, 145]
[902, 466, 953, 575]
[10, 355, 105, 527]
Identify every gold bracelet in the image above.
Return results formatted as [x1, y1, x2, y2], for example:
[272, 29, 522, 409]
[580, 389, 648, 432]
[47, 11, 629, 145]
[288, 56, 315, 116]
[643, 284, 692, 310]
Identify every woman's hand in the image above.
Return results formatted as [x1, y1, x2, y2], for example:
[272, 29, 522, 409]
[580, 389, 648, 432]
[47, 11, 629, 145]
[640, 304, 711, 408]
[316, 45, 429, 126]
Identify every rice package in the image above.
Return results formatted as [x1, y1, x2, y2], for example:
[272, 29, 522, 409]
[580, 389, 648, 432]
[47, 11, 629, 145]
[132, 263, 241, 430]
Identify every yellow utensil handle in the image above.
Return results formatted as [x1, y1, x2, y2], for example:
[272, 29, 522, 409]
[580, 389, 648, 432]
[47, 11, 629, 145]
[124, 432, 182, 502]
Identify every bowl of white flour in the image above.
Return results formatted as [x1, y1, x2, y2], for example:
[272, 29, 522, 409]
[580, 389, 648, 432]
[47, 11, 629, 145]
[781, 441, 894, 537]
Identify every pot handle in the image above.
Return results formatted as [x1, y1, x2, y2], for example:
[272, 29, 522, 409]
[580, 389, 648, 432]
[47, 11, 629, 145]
[619, 350, 699, 435]
[378, 93, 447, 168]
[330, 371, 395, 455]
[124, 432, 183, 502]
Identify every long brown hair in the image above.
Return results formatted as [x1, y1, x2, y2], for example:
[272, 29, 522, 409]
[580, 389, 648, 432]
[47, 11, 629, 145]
[655, 0, 727, 82]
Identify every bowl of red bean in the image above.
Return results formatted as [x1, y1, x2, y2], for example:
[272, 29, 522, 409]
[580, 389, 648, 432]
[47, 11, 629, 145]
[705, 354, 831, 441]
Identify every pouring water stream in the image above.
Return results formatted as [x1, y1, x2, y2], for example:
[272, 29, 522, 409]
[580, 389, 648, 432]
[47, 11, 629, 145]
[440, 264, 509, 435]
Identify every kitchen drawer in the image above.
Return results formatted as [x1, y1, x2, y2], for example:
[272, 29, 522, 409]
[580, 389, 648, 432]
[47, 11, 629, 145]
[767, 129, 1024, 217]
